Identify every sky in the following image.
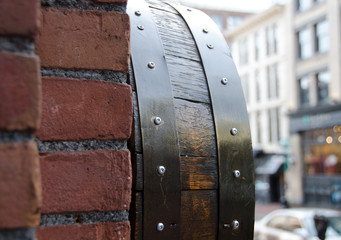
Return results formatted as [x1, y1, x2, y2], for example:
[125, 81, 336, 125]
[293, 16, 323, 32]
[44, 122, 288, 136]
[178, 0, 286, 12]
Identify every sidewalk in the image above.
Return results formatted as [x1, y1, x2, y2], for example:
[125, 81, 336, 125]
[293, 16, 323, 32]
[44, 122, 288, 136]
[255, 203, 283, 220]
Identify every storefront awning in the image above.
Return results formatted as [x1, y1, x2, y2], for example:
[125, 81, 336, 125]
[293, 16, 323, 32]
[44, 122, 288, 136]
[255, 155, 285, 175]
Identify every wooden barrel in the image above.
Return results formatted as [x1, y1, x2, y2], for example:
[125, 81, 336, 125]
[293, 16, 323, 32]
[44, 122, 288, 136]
[127, 0, 255, 239]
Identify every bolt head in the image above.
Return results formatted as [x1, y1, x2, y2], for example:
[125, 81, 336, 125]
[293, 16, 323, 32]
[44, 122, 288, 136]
[203, 28, 209, 33]
[221, 78, 228, 85]
[137, 25, 144, 30]
[233, 170, 241, 178]
[154, 116, 162, 125]
[157, 223, 164, 231]
[232, 220, 240, 230]
[230, 128, 238, 136]
[207, 44, 214, 49]
[148, 62, 155, 69]
[157, 166, 166, 175]
[135, 10, 141, 16]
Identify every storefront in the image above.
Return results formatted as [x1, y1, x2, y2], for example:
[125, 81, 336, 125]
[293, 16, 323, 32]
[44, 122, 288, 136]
[289, 104, 341, 208]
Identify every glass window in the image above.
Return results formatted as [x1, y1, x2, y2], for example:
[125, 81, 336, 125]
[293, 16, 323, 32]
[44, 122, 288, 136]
[227, 16, 243, 30]
[267, 64, 279, 99]
[268, 108, 280, 143]
[299, 75, 310, 106]
[255, 32, 260, 61]
[303, 127, 341, 175]
[297, 0, 311, 12]
[210, 15, 223, 31]
[241, 74, 249, 103]
[266, 25, 278, 56]
[316, 70, 330, 103]
[255, 70, 261, 101]
[314, 20, 329, 53]
[239, 38, 249, 65]
[267, 216, 303, 232]
[297, 28, 312, 59]
[257, 112, 262, 144]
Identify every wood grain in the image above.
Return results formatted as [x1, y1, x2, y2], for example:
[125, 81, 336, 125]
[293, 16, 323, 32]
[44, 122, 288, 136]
[181, 190, 218, 240]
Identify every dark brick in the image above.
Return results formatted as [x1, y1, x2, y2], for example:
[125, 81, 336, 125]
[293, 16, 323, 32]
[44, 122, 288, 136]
[0, 142, 42, 228]
[36, 77, 132, 141]
[40, 150, 131, 213]
[36, 8, 130, 72]
[0, 0, 40, 36]
[0, 52, 41, 131]
[36, 222, 130, 240]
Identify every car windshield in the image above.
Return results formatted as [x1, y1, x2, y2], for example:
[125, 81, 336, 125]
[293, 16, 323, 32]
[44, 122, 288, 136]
[304, 216, 341, 237]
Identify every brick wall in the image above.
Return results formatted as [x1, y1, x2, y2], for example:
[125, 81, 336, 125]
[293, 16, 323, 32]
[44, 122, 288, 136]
[0, 0, 132, 239]
[0, 0, 42, 239]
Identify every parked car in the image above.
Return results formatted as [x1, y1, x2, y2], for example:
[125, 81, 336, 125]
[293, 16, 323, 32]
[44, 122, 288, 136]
[254, 208, 341, 240]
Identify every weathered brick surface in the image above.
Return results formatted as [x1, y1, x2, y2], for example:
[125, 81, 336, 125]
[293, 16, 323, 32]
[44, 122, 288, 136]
[90, 0, 127, 3]
[36, 222, 130, 240]
[0, 52, 41, 131]
[36, 77, 132, 141]
[40, 150, 131, 213]
[0, 0, 40, 36]
[0, 142, 42, 228]
[36, 8, 130, 72]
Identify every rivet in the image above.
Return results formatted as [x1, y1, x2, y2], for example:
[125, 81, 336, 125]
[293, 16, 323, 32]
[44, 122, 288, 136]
[187, 8, 192, 12]
[148, 62, 155, 69]
[232, 220, 240, 231]
[157, 166, 166, 175]
[230, 128, 238, 136]
[203, 28, 209, 33]
[221, 78, 229, 85]
[233, 170, 241, 178]
[137, 25, 144, 30]
[157, 222, 164, 231]
[154, 116, 162, 125]
[135, 10, 141, 16]
[223, 223, 229, 228]
[207, 44, 214, 49]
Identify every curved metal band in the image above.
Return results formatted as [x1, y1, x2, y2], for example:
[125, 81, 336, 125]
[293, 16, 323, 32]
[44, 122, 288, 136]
[127, 1, 181, 239]
[168, 3, 255, 240]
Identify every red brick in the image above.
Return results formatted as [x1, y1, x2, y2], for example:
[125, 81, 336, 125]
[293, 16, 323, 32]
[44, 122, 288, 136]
[36, 222, 130, 240]
[36, 8, 130, 72]
[90, 0, 127, 3]
[40, 150, 131, 213]
[0, 142, 42, 228]
[0, 0, 40, 36]
[36, 77, 132, 141]
[0, 52, 41, 131]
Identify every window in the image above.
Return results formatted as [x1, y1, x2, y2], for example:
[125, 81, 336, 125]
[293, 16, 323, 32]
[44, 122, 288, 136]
[303, 127, 341, 176]
[316, 70, 330, 103]
[257, 112, 262, 144]
[255, 70, 261, 102]
[241, 74, 249, 103]
[266, 25, 278, 56]
[239, 38, 249, 65]
[210, 15, 223, 31]
[299, 75, 310, 106]
[268, 108, 280, 143]
[228, 16, 243, 30]
[297, 28, 312, 59]
[267, 216, 303, 232]
[267, 64, 279, 99]
[297, 0, 311, 12]
[255, 32, 260, 61]
[314, 20, 329, 53]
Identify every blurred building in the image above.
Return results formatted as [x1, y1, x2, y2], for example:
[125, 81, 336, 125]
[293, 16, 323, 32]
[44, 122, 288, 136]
[227, 0, 341, 208]
[226, 5, 288, 155]
[226, 5, 288, 203]
[286, 0, 341, 207]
